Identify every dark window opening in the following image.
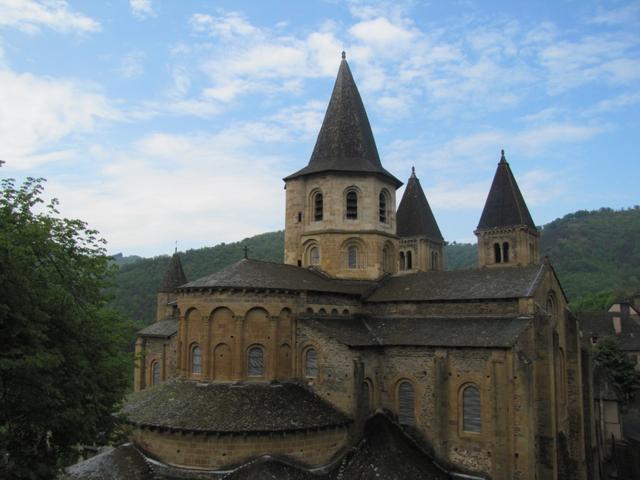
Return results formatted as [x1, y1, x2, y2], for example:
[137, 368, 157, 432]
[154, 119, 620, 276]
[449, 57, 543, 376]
[346, 191, 358, 219]
[297, 212, 302, 222]
[152, 361, 160, 385]
[502, 242, 510, 263]
[314, 193, 323, 221]
[400, 252, 406, 270]
[379, 192, 387, 223]
[463, 386, 481, 433]
[494, 243, 502, 263]
[305, 349, 318, 378]
[406, 251, 412, 270]
[348, 245, 358, 269]
[248, 346, 264, 376]
[398, 381, 415, 426]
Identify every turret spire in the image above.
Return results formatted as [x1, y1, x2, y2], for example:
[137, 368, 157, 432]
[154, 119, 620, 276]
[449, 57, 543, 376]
[159, 250, 188, 293]
[397, 168, 443, 241]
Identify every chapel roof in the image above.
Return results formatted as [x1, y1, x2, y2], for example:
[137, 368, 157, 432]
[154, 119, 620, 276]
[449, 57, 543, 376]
[180, 258, 376, 295]
[158, 251, 187, 293]
[122, 380, 350, 433]
[366, 263, 546, 302]
[396, 167, 443, 240]
[477, 150, 536, 231]
[62, 443, 154, 480]
[137, 319, 177, 338]
[301, 315, 532, 348]
[284, 53, 402, 188]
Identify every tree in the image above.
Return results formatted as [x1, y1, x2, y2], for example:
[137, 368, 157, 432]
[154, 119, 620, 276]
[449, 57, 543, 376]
[0, 178, 132, 479]
[594, 337, 640, 401]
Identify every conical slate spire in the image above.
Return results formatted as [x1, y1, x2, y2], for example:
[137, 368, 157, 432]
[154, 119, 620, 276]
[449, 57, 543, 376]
[396, 168, 443, 240]
[284, 54, 402, 187]
[158, 251, 187, 293]
[477, 151, 536, 230]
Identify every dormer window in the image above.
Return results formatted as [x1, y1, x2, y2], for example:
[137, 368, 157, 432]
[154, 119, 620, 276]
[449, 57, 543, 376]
[346, 190, 358, 219]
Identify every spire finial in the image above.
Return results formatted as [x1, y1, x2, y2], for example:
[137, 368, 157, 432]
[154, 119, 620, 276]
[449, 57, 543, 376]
[341, 51, 346, 60]
[500, 149, 506, 163]
[174, 241, 177, 254]
[243, 245, 249, 259]
[411, 166, 416, 176]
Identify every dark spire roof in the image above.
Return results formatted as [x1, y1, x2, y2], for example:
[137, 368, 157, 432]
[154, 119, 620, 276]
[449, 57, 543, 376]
[396, 167, 443, 241]
[477, 150, 536, 230]
[284, 54, 402, 188]
[158, 252, 187, 293]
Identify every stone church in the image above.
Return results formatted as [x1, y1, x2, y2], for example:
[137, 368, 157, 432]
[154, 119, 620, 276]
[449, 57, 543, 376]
[67, 55, 591, 480]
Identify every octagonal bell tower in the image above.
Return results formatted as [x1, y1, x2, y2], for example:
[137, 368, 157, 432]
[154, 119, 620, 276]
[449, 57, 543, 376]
[283, 53, 402, 280]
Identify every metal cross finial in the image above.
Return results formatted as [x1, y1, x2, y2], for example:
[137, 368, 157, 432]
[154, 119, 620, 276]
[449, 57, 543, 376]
[174, 241, 178, 254]
[411, 166, 415, 176]
[341, 51, 346, 60]
[243, 245, 249, 259]
[500, 149, 506, 163]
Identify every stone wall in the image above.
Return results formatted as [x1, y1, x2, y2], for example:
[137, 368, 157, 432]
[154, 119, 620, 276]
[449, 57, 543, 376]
[133, 426, 348, 470]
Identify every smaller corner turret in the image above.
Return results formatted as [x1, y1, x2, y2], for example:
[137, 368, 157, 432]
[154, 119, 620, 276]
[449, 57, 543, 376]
[396, 167, 445, 273]
[156, 249, 187, 321]
[475, 150, 539, 268]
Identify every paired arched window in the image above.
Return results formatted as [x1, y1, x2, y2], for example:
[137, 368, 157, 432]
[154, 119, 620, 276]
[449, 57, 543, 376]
[346, 190, 358, 219]
[247, 345, 265, 377]
[379, 190, 390, 223]
[399, 252, 406, 270]
[494, 243, 502, 263]
[151, 361, 161, 385]
[313, 192, 323, 221]
[502, 242, 510, 263]
[309, 245, 320, 266]
[397, 380, 415, 426]
[406, 251, 412, 270]
[305, 348, 318, 378]
[493, 242, 510, 264]
[462, 385, 481, 433]
[191, 345, 202, 374]
[348, 245, 358, 269]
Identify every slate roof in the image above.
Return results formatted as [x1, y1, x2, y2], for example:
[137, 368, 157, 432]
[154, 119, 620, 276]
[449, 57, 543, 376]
[284, 55, 401, 188]
[180, 258, 376, 296]
[302, 315, 532, 348]
[137, 319, 178, 338]
[159, 252, 187, 293]
[578, 312, 640, 351]
[477, 151, 536, 231]
[366, 263, 546, 302]
[396, 168, 443, 241]
[121, 380, 350, 433]
[63, 444, 155, 480]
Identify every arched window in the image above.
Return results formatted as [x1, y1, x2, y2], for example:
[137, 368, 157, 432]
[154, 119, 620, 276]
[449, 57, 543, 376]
[431, 251, 438, 270]
[309, 245, 320, 266]
[151, 361, 161, 385]
[342, 309, 350, 315]
[502, 242, 510, 263]
[191, 345, 202, 374]
[348, 245, 358, 269]
[399, 252, 406, 270]
[318, 308, 327, 315]
[379, 191, 389, 223]
[247, 346, 264, 377]
[331, 308, 338, 315]
[346, 190, 358, 219]
[462, 385, 481, 433]
[406, 251, 413, 270]
[383, 244, 393, 273]
[494, 243, 502, 263]
[558, 348, 567, 404]
[314, 192, 323, 221]
[305, 348, 318, 378]
[398, 380, 415, 426]
[363, 380, 372, 412]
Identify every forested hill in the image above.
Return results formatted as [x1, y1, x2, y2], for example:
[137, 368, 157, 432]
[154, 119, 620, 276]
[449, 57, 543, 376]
[112, 207, 640, 325]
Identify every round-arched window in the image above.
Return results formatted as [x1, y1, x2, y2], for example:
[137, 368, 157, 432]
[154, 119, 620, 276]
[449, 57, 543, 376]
[191, 345, 202, 374]
[398, 380, 415, 426]
[348, 245, 358, 269]
[346, 190, 358, 219]
[247, 345, 265, 377]
[151, 361, 161, 385]
[313, 192, 323, 221]
[305, 348, 318, 378]
[309, 246, 320, 265]
[462, 385, 481, 433]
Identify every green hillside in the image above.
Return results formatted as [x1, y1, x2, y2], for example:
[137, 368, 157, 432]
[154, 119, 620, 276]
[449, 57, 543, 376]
[112, 207, 640, 325]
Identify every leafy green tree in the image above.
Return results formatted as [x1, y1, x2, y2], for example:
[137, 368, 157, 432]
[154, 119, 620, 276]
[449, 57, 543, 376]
[0, 178, 132, 479]
[594, 337, 640, 401]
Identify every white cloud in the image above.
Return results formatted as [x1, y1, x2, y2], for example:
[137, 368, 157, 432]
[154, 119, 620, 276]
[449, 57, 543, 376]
[585, 92, 640, 115]
[189, 12, 260, 40]
[118, 50, 145, 79]
[0, 69, 118, 169]
[130, 0, 153, 20]
[0, 0, 100, 33]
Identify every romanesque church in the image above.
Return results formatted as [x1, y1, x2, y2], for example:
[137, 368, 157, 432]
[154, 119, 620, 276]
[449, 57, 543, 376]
[67, 54, 592, 480]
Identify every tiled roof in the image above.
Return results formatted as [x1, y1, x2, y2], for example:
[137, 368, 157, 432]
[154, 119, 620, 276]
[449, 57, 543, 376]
[121, 380, 350, 433]
[477, 151, 536, 231]
[396, 169, 443, 241]
[284, 55, 401, 188]
[63, 444, 154, 480]
[158, 252, 187, 293]
[578, 311, 640, 351]
[137, 319, 177, 338]
[181, 258, 376, 295]
[302, 315, 532, 348]
[366, 263, 545, 302]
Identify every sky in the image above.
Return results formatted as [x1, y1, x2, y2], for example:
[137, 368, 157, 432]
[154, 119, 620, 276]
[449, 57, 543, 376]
[0, 0, 638, 257]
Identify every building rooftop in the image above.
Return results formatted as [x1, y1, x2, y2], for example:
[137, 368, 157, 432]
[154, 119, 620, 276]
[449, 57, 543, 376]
[366, 263, 546, 302]
[396, 168, 443, 241]
[578, 311, 640, 352]
[121, 380, 350, 433]
[284, 54, 401, 188]
[137, 319, 178, 338]
[477, 151, 536, 231]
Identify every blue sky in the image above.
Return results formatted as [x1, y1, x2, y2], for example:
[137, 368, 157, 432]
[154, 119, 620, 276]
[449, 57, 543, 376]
[0, 0, 638, 257]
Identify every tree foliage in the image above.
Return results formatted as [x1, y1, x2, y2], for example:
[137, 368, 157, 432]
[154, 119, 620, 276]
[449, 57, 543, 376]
[594, 337, 640, 401]
[0, 178, 132, 479]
